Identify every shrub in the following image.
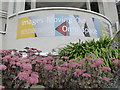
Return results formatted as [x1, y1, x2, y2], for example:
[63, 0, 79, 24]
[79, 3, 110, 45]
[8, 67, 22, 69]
[0, 48, 119, 89]
[58, 37, 120, 68]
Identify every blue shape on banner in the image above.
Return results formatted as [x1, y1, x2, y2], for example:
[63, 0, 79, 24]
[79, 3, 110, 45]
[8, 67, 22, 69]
[92, 18, 102, 38]
[55, 14, 70, 36]
[74, 15, 79, 22]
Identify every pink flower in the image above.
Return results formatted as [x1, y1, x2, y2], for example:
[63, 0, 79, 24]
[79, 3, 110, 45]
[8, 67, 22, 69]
[103, 77, 111, 82]
[22, 58, 31, 63]
[75, 69, 83, 75]
[109, 58, 116, 60]
[68, 59, 75, 62]
[53, 66, 61, 70]
[37, 50, 42, 53]
[0, 64, 7, 70]
[60, 67, 68, 71]
[16, 62, 21, 66]
[18, 71, 30, 81]
[101, 67, 111, 72]
[31, 72, 39, 78]
[12, 49, 17, 51]
[21, 63, 32, 70]
[61, 56, 69, 59]
[74, 69, 86, 77]
[52, 56, 59, 59]
[78, 60, 84, 64]
[32, 60, 37, 64]
[90, 60, 103, 68]
[45, 57, 53, 61]
[12, 66, 16, 68]
[26, 72, 39, 84]
[0, 50, 5, 54]
[30, 48, 36, 50]
[62, 62, 69, 66]
[96, 59, 103, 64]
[29, 57, 36, 60]
[84, 57, 90, 60]
[82, 73, 91, 77]
[44, 64, 53, 70]
[113, 60, 120, 66]
[2, 55, 11, 62]
[11, 56, 19, 61]
[0, 86, 5, 90]
[69, 62, 79, 68]
[35, 64, 40, 71]
[10, 61, 16, 66]
[18, 70, 39, 84]
[90, 64, 96, 68]
[27, 76, 38, 84]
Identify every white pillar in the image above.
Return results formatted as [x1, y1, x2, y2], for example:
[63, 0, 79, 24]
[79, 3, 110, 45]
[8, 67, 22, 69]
[31, 0, 36, 9]
[16, 0, 25, 13]
[98, 1, 104, 15]
[86, 0, 91, 10]
[102, 0, 119, 33]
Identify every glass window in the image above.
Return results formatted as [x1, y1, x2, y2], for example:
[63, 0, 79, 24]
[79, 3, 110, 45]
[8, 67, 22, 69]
[36, 2, 87, 9]
[25, 1, 31, 10]
[90, 2, 99, 13]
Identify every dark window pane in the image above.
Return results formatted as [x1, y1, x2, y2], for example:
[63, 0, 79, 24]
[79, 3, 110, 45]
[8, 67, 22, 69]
[90, 2, 99, 13]
[25, 2, 31, 10]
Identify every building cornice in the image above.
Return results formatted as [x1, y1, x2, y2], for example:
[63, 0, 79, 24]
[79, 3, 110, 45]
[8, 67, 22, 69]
[8, 7, 112, 25]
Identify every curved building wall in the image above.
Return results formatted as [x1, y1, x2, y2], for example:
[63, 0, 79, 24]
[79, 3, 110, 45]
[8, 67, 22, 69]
[4, 7, 112, 52]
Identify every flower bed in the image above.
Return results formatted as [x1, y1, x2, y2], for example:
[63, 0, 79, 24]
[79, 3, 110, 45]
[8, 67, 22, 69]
[0, 48, 120, 89]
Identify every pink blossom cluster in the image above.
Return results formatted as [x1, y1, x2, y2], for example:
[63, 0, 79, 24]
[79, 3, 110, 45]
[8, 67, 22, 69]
[61, 56, 69, 59]
[18, 70, 39, 84]
[90, 59, 103, 68]
[101, 67, 111, 72]
[102, 77, 111, 82]
[0, 64, 7, 70]
[0, 86, 5, 90]
[74, 69, 87, 77]
[113, 60, 120, 66]
[0, 49, 119, 89]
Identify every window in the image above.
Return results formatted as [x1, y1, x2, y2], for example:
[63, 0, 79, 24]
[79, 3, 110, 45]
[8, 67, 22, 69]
[25, 1, 31, 10]
[90, 2, 99, 13]
[36, 2, 87, 9]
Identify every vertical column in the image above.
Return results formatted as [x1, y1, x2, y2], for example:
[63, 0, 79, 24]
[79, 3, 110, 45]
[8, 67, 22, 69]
[16, 0, 25, 13]
[98, 1, 104, 15]
[86, 0, 91, 10]
[0, 1, 2, 50]
[8, 2, 14, 15]
[31, 0, 36, 9]
[0, 1, 7, 50]
[102, 0, 119, 34]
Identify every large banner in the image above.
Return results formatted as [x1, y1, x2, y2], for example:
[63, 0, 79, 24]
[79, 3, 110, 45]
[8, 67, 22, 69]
[16, 14, 111, 39]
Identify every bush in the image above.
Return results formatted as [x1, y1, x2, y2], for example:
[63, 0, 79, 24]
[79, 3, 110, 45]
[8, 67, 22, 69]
[0, 48, 120, 89]
[58, 37, 120, 68]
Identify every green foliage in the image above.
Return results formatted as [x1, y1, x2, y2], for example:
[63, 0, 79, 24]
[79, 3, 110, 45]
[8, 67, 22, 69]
[59, 37, 120, 68]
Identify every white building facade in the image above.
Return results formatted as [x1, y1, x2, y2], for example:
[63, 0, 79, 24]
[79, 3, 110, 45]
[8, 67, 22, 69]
[0, 0, 119, 52]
